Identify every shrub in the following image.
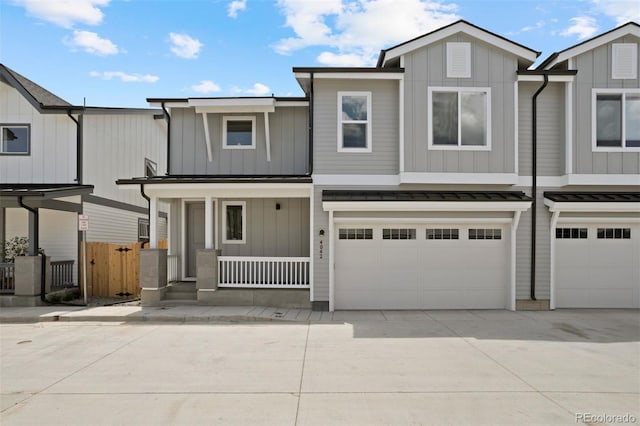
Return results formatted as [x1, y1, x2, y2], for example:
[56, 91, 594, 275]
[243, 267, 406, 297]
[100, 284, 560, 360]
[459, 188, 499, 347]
[2, 236, 29, 262]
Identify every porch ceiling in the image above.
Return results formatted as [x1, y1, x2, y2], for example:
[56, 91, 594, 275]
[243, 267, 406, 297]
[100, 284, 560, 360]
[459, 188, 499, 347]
[0, 184, 93, 207]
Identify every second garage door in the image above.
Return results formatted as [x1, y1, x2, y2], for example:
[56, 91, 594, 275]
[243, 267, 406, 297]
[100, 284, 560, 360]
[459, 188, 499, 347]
[335, 224, 509, 310]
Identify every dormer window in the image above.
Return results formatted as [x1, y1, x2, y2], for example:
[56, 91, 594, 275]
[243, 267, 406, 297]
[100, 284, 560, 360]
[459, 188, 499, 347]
[223, 116, 256, 149]
[1, 124, 30, 155]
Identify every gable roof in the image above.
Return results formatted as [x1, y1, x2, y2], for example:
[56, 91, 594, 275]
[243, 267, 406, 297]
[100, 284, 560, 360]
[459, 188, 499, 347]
[538, 21, 640, 70]
[0, 64, 80, 113]
[377, 19, 540, 68]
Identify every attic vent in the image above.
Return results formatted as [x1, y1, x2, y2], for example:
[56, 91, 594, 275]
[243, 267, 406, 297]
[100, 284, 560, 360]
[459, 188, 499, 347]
[612, 43, 637, 79]
[447, 42, 471, 78]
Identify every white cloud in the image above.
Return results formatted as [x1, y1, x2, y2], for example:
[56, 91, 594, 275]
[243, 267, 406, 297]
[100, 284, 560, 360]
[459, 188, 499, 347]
[591, 0, 640, 25]
[228, 0, 247, 18]
[168, 32, 203, 59]
[317, 51, 369, 66]
[191, 80, 222, 94]
[67, 30, 119, 55]
[560, 16, 599, 40]
[90, 71, 159, 83]
[521, 21, 545, 33]
[274, 0, 459, 66]
[14, 0, 110, 28]
[245, 83, 271, 95]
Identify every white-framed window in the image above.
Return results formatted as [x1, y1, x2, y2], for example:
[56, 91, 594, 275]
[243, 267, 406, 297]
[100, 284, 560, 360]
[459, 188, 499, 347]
[446, 42, 471, 78]
[138, 218, 150, 242]
[144, 158, 157, 177]
[592, 89, 640, 151]
[597, 228, 631, 239]
[338, 91, 372, 152]
[1, 124, 30, 155]
[428, 87, 491, 150]
[222, 201, 246, 244]
[426, 228, 459, 240]
[382, 228, 416, 240]
[338, 228, 373, 240]
[223, 116, 256, 149]
[469, 228, 502, 240]
[555, 228, 587, 239]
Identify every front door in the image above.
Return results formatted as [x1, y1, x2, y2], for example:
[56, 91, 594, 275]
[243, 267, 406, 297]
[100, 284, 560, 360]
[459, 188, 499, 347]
[186, 202, 206, 277]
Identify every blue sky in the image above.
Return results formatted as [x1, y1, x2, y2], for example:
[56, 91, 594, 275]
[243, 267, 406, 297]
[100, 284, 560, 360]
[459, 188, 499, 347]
[1, 0, 638, 108]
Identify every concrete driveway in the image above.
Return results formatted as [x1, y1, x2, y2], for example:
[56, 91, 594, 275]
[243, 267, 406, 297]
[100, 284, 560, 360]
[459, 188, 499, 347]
[1, 309, 638, 425]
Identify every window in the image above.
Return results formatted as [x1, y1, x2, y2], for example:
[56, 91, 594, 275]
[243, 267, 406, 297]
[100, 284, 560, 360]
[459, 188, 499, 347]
[338, 92, 372, 152]
[469, 228, 502, 240]
[138, 218, 150, 242]
[144, 158, 157, 177]
[1, 124, 30, 155]
[428, 88, 490, 150]
[223, 201, 246, 244]
[426, 228, 459, 240]
[339, 228, 373, 240]
[382, 228, 416, 240]
[555, 228, 587, 239]
[597, 228, 631, 239]
[223, 116, 255, 149]
[593, 90, 640, 149]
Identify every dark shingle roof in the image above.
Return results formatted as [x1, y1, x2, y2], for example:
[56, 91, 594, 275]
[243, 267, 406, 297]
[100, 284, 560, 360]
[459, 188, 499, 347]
[323, 190, 531, 202]
[0, 64, 71, 108]
[544, 192, 640, 202]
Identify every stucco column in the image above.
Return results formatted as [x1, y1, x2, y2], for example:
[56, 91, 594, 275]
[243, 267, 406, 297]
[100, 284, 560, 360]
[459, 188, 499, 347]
[205, 196, 214, 249]
[139, 248, 167, 305]
[149, 196, 158, 249]
[196, 249, 220, 303]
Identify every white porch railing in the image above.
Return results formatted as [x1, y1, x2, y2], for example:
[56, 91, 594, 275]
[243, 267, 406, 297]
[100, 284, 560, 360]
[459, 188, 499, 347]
[218, 256, 310, 288]
[167, 255, 179, 283]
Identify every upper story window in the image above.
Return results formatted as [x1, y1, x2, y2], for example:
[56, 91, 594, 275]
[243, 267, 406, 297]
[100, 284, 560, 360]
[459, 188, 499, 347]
[338, 92, 372, 152]
[428, 87, 491, 150]
[593, 89, 640, 150]
[1, 124, 30, 155]
[223, 116, 255, 149]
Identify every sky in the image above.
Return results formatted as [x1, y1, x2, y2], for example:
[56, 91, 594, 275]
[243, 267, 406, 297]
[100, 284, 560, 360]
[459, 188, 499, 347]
[0, 0, 639, 108]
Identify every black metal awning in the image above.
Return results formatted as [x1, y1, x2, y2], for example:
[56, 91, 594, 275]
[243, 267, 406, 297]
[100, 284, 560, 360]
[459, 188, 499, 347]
[116, 175, 313, 185]
[0, 184, 93, 209]
[322, 190, 531, 202]
[544, 192, 640, 203]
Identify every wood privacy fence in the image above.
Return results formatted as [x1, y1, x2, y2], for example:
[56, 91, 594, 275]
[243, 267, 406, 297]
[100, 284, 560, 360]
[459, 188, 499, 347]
[81, 240, 167, 297]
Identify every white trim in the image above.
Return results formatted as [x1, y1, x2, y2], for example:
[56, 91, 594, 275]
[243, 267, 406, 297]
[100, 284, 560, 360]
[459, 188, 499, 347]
[427, 87, 491, 151]
[309, 188, 314, 302]
[323, 200, 532, 212]
[514, 80, 519, 175]
[382, 21, 539, 65]
[399, 57, 405, 173]
[334, 217, 513, 224]
[192, 97, 276, 112]
[149, 196, 158, 249]
[446, 42, 471, 78]
[517, 176, 566, 187]
[313, 174, 400, 186]
[542, 23, 640, 69]
[591, 89, 640, 152]
[556, 216, 640, 224]
[274, 100, 309, 107]
[544, 199, 640, 213]
[401, 172, 518, 185]
[565, 74, 573, 175]
[222, 116, 256, 150]
[139, 183, 313, 199]
[201, 113, 213, 162]
[549, 210, 560, 310]
[264, 112, 271, 162]
[565, 174, 640, 186]
[328, 209, 335, 312]
[222, 201, 247, 244]
[204, 196, 214, 249]
[516, 75, 576, 82]
[510, 211, 521, 311]
[337, 91, 372, 153]
[294, 72, 404, 81]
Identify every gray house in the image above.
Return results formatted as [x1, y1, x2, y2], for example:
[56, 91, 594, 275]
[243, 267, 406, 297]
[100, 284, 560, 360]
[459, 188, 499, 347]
[124, 20, 639, 311]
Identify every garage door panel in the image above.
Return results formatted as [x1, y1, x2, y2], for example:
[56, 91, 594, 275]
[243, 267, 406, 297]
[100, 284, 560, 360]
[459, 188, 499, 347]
[418, 289, 505, 309]
[335, 289, 422, 310]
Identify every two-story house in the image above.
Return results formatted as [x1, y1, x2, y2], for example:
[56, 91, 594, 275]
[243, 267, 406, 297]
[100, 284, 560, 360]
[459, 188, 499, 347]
[0, 64, 167, 303]
[125, 20, 639, 311]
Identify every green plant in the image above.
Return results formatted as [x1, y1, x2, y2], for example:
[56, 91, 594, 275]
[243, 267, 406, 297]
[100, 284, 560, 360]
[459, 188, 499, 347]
[2, 236, 29, 262]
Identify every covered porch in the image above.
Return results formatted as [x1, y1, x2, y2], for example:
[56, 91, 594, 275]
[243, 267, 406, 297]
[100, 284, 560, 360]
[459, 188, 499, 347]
[117, 176, 313, 305]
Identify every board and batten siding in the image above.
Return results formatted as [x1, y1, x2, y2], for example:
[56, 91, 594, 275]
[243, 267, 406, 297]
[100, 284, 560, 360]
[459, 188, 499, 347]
[518, 82, 565, 177]
[572, 34, 640, 175]
[0, 80, 76, 184]
[170, 107, 308, 175]
[219, 198, 309, 257]
[403, 34, 517, 174]
[313, 79, 399, 175]
[83, 114, 167, 207]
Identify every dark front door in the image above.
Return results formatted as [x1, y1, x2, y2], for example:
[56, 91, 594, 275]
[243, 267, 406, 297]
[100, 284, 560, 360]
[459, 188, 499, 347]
[186, 202, 206, 277]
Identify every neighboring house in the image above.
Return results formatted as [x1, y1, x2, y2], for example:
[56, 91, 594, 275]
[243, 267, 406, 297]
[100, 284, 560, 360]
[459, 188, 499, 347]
[123, 20, 638, 311]
[0, 64, 167, 292]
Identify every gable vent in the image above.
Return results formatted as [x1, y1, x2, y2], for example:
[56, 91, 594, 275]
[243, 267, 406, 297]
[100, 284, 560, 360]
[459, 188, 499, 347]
[447, 42, 471, 78]
[612, 43, 637, 79]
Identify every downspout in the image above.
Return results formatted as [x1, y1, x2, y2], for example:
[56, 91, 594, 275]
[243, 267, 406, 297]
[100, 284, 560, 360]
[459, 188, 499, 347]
[308, 73, 314, 175]
[67, 111, 82, 184]
[140, 184, 150, 249]
[530, 74, 549, 301]
[161, 102, 171, 175]
[18, 197, 45, 302]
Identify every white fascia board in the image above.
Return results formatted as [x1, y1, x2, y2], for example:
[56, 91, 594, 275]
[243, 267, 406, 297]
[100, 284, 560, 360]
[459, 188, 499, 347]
[333, 217, 513, 224]
[383, 22, 538, 64]
[545, 25, 640, 69]
[195, 105, 275, 114]
[400, 172, 519, 185]
[189, 98, 275, 108]
[313, 73, 404, 80]
[517, 75, 575, 82]
[565, 174, 640, 186]
[557, 216, 640, 224]
[544, 200, 640, 213]
[142, 183, 313, 199]
[313, 174, 400, 186]
[148, 101, 188, 108]
[323, 201, 532, 212]
[275, 101, 308, 107]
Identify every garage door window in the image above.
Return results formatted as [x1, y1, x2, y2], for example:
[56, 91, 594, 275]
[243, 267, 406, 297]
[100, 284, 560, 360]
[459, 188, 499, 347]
[597, 228, 631, 239]
[469, 228, 502, 240]
[426, 228, 459, 240]
[383, 228, 416, 240]
[555, 228, 588, 239]
[339, 228, 373, 240]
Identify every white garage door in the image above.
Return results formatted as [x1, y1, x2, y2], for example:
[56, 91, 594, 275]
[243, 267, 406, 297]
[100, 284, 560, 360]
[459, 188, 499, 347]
[335, 224, 509, 310]
[556, 224, 640, 308]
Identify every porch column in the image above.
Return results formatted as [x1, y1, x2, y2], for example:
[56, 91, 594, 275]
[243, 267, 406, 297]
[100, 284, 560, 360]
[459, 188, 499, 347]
[205, 196, 214, 249]
[149, 196, 158, 249]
